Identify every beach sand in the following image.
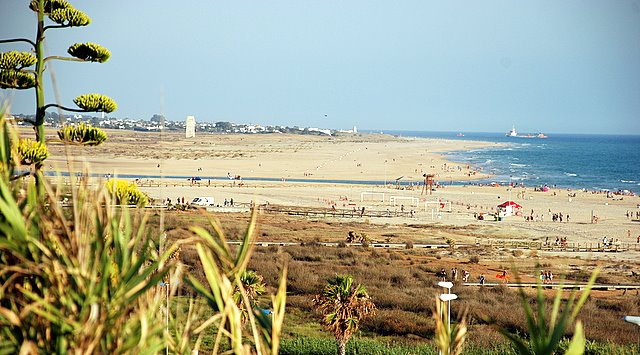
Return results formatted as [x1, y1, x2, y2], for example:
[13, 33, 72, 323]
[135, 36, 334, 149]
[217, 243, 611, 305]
[43, 128, 640, 262]
[44, 129, 496, 182]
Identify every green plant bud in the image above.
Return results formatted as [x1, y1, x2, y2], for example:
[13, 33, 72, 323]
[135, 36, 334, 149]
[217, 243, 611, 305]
[30, 0, 72, 14]
[17, 138, 49, 165]
[0, 70, 36, 89]
[73, 93, 117, 113]
[105, 179, 148, 207]
[57, 122, 108, 146]
[0, 51, 37, 70]
[68, 43, 111, 63]
[49, 7, 91, 27]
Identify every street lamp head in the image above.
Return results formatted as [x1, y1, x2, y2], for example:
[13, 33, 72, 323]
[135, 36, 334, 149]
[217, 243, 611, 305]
[623, 316, 640, 326]
[439, 293, 458, 302]
[438, 281, 454, 289]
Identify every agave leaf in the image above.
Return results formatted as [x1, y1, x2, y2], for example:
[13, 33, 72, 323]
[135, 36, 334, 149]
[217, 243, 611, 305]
[564, 320, 585, 355]
[233, 205, 258, 275]
[0, 307, 20, 326]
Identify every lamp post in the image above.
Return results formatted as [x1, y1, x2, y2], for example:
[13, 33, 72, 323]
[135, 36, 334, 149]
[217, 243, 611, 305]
[439, 293, 458, 335]
[437, 281, 454, 333]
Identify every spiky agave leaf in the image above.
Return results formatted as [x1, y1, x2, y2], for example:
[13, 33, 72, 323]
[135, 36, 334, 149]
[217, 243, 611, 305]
[498, 268, 599, 355]
[67, 42, 111, 63]
[16, 138, 48, 165]
[0, 166, 173, 353]
[48, 7, 91, 27]
[57, 122, 107, 146]
[433, 296, 468, 355]
[0, 51, 37, 70]
[73, 93, 117, 113]
[0, 70, 36, 90]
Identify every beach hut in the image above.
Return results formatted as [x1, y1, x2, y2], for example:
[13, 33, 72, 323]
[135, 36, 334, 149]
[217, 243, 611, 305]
[497, 201, 522, 217]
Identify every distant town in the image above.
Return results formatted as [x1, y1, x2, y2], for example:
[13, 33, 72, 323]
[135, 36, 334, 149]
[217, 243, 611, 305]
[8, 112, 357, 136]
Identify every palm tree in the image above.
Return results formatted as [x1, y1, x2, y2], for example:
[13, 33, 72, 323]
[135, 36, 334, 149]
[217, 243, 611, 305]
[313, 275, 376, 355]
[235, 270, 266, 307]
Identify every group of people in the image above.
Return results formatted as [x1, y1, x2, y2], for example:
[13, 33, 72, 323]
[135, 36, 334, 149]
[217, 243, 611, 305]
[550, 210, 569, 223]
[544, 236, 569, 247]
[601, 236, 621, 247]
[223, 198, 234, 207]
[540, 270, 554, 284]
[437, 267, 470, 283]
[626, 210, 640, 220]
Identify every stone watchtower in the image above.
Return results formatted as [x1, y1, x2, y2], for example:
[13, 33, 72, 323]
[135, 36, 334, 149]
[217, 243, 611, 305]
[185, 115, 196, 138]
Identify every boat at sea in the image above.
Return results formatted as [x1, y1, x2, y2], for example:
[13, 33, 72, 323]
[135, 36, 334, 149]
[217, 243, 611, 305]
[456, 133, 465, 137]
[506, 126, 548, 138]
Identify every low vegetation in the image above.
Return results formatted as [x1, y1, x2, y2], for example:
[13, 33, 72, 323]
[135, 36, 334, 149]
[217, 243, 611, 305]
[164, 211, 640, 353]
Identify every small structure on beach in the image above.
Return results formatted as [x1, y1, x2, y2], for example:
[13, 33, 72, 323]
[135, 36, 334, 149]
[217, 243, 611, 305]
[497, 201, 522, 217]
[185, 115, 196, 138]
[422, 174, 435, 195]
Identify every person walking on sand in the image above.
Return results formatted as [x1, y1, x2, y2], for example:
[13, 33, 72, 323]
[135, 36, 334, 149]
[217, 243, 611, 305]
[479, 274, 485, 285]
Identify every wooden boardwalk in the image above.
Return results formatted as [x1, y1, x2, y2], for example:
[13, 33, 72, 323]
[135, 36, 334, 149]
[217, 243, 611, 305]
[262, 205, 416, 219]
[463, 282, 640, 291]
[227, 241, 450, 249]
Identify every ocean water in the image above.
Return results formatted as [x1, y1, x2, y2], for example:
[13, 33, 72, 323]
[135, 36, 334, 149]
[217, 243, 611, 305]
[385, 131, 640, 192]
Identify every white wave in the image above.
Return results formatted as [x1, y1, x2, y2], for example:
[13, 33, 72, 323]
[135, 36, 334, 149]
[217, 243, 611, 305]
[510, 163, 527, 167]
[621, 180, 637, 183]
[564, 172, 578, 177]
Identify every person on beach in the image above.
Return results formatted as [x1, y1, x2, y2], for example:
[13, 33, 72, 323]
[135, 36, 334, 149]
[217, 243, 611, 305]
[479, 274, 485, 285]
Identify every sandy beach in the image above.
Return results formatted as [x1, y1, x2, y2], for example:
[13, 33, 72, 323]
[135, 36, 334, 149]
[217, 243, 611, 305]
[43, 128, 640, 261]
[43, 129, 496, 182]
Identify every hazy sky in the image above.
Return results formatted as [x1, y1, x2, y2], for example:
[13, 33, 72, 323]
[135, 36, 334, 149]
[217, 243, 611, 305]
[1, 1, 639, 134]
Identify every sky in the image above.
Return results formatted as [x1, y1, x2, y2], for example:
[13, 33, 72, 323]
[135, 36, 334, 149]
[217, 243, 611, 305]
[1, 1, 639, 134]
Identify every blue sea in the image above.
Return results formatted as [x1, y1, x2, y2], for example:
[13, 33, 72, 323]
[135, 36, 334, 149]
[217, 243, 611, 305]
[385, 131, 640, 193]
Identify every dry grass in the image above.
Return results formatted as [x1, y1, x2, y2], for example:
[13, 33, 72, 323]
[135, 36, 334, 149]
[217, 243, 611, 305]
[163, 211, 640, 347]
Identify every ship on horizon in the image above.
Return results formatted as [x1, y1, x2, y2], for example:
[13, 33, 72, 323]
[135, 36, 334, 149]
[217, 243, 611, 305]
[506, 125, 548, 138]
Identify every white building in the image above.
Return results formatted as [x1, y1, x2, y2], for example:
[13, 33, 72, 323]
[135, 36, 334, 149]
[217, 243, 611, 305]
[185, 115, 196, 138]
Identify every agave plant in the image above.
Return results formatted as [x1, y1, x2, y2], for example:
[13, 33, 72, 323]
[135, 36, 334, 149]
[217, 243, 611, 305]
[433, 295, 467, 355]
[184, 208, 288, 354]
[498, 269, 599, 355]
[1, 109, 288, 354]
[0, 157, 179, 353]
